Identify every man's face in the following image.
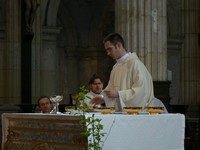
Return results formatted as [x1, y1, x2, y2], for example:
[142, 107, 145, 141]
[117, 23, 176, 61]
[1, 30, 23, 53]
[39, 98, 52, 113]
[104, 41, 121, 59]
[90, 78, 103, 94]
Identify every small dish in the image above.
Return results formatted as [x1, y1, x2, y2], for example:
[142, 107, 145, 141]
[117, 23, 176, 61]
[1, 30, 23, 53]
[145, 107, 164, 114]
[123, 107, 142, 115]
[65, 106, 76, 112]
[95, 107, 114, 114]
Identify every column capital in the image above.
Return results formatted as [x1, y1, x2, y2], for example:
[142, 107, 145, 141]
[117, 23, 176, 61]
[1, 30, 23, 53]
[42, 26, 61, 41]
[167, 37, 183, 51]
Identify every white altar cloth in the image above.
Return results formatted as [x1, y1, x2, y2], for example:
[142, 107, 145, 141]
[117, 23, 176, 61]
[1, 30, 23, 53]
[85, 113, 185, 150]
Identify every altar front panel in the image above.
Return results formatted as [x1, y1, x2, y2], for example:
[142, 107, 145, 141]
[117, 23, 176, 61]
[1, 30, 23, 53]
[1, 113, 87, 150]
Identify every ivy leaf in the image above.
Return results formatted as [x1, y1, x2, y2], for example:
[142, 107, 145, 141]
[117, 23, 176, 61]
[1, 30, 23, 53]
[82, 102, 88, 108]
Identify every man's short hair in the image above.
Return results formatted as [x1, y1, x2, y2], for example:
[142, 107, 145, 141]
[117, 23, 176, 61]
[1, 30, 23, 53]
[103, 33, 125, 47]
[88, 73, 103, 85]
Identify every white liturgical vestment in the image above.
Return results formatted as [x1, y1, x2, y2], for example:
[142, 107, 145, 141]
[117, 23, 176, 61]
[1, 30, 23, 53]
[84, 91, 102, 107]
[84, 91, 115, 107]
[105, 52, 154, 107]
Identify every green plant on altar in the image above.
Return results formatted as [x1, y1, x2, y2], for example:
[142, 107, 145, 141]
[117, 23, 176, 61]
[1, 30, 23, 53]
[80, 113, 105, 150]
[74, 86, 106, 150]
[72, 86, 90, 111]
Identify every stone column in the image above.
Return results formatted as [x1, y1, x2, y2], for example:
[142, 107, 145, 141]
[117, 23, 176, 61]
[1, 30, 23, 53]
[0, 26, 6, 103]
[167, 39, 182, 105]
[31, 0, 62, 103]
[4, 0, 21, 104]
[115, 0, 167, 81]
[181, 0, 200, 104]
[34, 27, 61, 97]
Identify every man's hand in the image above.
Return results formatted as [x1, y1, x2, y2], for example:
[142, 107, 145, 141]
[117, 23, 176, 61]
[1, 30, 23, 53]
[90, 96, 105, 105]
[104, 90, 119, 98]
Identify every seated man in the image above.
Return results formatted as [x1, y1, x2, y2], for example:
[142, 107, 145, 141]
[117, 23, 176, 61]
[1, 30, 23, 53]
[84, 74, 115, 107]
[83, 74, 104, 107]
[37, 96, 52, 113]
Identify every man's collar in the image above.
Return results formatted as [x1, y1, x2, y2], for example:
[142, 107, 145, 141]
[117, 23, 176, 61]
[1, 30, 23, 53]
[116, 53, 130, 64]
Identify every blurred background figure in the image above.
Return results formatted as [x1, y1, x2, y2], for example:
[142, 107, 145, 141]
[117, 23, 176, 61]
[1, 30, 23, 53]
[84, 74, 105, 107]
[37, 96, 52, 113]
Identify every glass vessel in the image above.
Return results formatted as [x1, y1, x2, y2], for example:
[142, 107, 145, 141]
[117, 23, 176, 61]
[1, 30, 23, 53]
[49, 95, 63, 114]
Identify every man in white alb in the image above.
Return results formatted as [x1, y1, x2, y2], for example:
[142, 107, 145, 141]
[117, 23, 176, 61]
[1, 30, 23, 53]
[90, 33, 162, 111]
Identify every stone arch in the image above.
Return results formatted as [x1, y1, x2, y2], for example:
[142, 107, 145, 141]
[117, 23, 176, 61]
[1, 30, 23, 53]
[44, 0, 61, 26]
[39, 0, 115, 99]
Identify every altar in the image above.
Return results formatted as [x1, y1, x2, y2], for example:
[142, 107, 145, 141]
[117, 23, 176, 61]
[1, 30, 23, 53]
[1, 113, 185, 150]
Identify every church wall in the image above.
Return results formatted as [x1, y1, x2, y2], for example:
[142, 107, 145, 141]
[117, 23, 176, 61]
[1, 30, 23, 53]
[56, 0, 114, 103]
[180, 0, 200, 105]
[0, 0, 199, 107]
[167, 0, 200, 105]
